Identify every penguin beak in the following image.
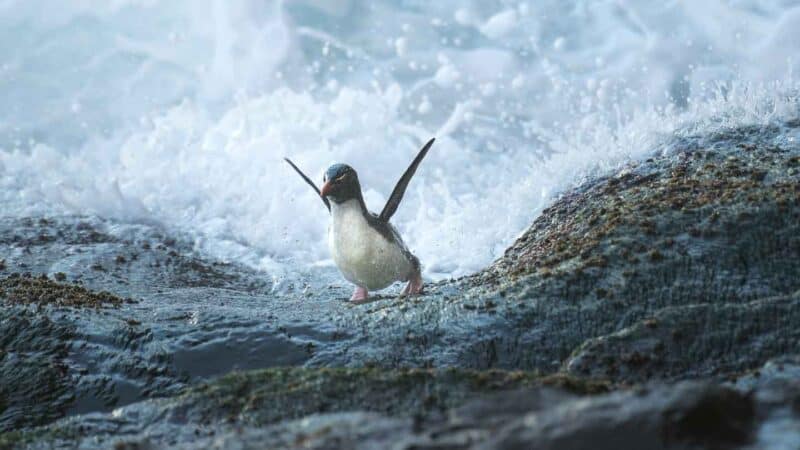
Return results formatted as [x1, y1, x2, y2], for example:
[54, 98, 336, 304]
[320, 181, 333, 197]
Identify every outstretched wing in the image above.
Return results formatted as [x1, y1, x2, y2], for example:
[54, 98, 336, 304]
[284, 158, 331, 212]
[378, 137, 435, 222]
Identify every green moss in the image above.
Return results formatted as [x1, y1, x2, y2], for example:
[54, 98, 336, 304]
[538, 373, 612, 395]
[648, 250, 664, 262]
[0, 274, 126, 308]
[0, 431, 25, 450]
[177, 367, 608, 427]
[485, 140, 800, 282]
[0, 424, 75, 450]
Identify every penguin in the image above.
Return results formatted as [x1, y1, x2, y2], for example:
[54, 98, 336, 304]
[284, 138, 435, 303]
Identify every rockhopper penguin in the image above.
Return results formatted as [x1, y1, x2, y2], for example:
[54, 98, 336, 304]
[284, 138, 435, 303]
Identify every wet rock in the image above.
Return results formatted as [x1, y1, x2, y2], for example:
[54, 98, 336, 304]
[734, 355, 800, 392]
[0, 274, 124, 308]
[16, 367, 798, 449]
[0, 277, 183, 432]
[191, 363, 800, 450]
[481, 383, 755, 450]
[1, 368, 593, 448]
[179, 412, 411, 450]
[730, 356, 800, 450]
[565, 292, 800, 383]
[453, 123, 800, 374]
[0, 216, 269, 296]
[0, 308, 74, 432]
[176, 367, 548, 426]
[1, 123, 800, 444]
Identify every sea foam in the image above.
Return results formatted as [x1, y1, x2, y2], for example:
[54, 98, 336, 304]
[1, 0, 799, 282]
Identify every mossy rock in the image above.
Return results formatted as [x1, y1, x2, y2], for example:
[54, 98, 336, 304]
[0, 367, 609, 448]
[179, 367, 610, 426]
[0, 274, 173, 435]
[454, 123, 800, 375]
[488, 128, 800, 284]
[0, 274, 126, 308]
[0, 274, 131, 432]
[0, 308, 74, 433]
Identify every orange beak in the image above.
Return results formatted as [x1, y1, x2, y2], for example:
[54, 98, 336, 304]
[320, 181, 333, 197]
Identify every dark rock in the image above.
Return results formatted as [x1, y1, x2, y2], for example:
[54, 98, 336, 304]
[0, 278, 185, 432]
[180, 412, 411, 450]
[449, 387, 576, 428]
[0, 368, 589, 448]
[565, 292, 800, 383]
[0, 216, 266, 295]
[0, 308, 74, 432]
[456, 123, 800, 374]
[16, 366, 798, 449]
[480, 382, 755, 450]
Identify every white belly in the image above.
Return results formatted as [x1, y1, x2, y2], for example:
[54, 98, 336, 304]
[328, 200, 412, 290]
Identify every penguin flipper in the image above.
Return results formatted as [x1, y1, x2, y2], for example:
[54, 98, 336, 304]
[284, 158, 331, 212]
[378, 137, 435, 222]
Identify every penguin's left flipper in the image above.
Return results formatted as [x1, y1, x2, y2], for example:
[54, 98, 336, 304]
[378, 137, 435, 222]
[284, 158, 331, 212]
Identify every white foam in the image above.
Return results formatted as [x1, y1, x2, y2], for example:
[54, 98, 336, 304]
[480, 9, 518, 40]
[1, 1, 799, 282]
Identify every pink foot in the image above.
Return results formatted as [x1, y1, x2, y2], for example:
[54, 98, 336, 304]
[401, 271, 424, 296]
[350, 286, 369, 304]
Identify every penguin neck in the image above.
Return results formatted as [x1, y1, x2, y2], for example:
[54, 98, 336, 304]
[330, 193, 370, 223]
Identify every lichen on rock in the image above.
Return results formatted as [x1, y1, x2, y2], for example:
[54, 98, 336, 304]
[459, 123, 800, 375]
[0, 273, 126, 308]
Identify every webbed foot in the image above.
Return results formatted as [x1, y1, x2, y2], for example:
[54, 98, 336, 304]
[350, 286, 369, 304]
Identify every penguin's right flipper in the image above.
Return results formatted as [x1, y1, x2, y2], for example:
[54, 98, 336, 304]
[284, 158, 331, 212]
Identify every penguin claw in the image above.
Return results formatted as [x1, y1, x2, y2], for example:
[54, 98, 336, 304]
[350, 286, 369, 303]
[401, 273, 424, 296]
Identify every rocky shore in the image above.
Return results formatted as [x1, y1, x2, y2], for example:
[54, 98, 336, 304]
[1, 121, 799, 448]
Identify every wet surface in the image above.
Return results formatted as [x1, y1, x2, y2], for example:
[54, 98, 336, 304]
[0, 217, 356, 429]
[2, 122, 800, 447]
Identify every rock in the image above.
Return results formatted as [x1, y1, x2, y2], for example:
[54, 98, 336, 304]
[734, 355, 800, 392]
[0, 273, 127, 431]
[0, 217, 267, 295]
[733, 356, 800, 450]
[565, 292, 800, 383]
[180, 412, 411, 450]
[1, 122, 800, 445]
[0, 274, 125, 308]
[0, 218, 292, 432]
[480, 382, 755, 450]
[15, 364, 799, 449]
[456, 123, 800, 374]
[0, 307, 74, 431]
[0, 368, 601, 448]
[0, 274, 184, 432]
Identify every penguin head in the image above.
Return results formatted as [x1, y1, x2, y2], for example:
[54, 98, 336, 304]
[320, 164, 362, 203]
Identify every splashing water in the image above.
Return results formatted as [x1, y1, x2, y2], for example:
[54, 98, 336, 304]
[1, 0, 799, 280]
